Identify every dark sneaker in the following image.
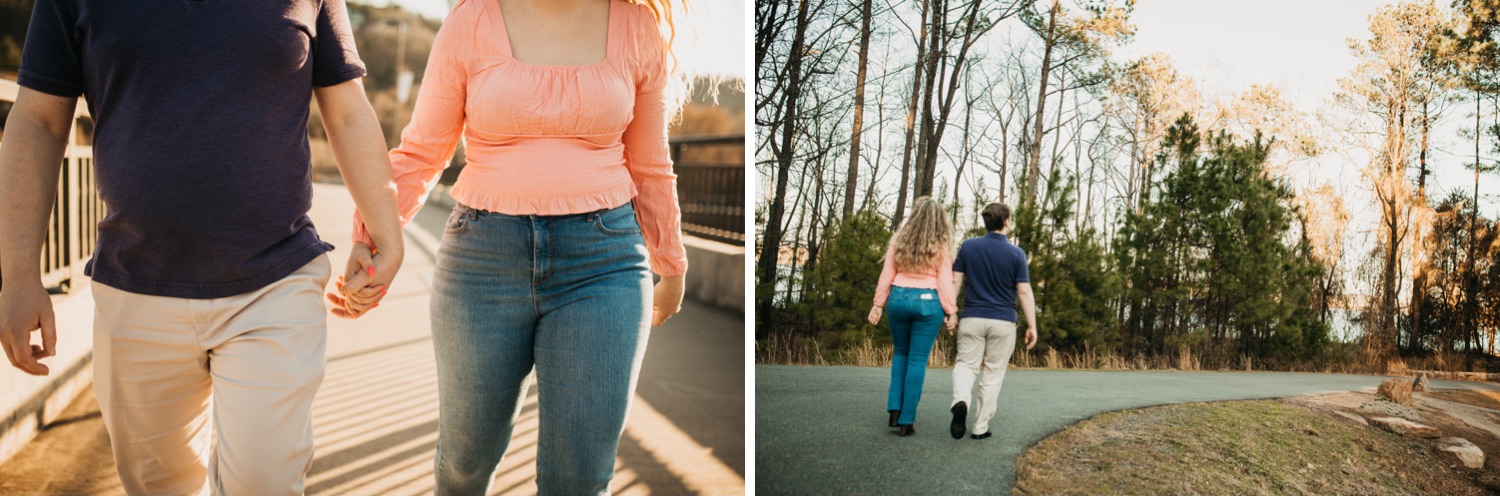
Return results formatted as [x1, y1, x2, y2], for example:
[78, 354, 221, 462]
[949, 402, 968, 439]
[970, 431, 992, 440]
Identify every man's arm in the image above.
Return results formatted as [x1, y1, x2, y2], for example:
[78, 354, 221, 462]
[313, 79, 404, 318]
[946, 271, 965, 331]
[0, 88, 77, 375]
[1017, 282, 1037, 350]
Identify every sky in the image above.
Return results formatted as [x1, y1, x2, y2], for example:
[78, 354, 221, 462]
[1124, 0, 1499, 222]
[378, 0, 746, 79]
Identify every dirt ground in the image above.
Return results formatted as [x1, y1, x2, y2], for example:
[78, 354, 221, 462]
[1013, 388, 1500, 495]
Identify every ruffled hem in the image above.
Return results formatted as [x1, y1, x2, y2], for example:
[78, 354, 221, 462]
[450, 181, 639, 216]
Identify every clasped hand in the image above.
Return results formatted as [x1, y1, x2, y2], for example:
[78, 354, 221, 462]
[326, 242, 402, 319]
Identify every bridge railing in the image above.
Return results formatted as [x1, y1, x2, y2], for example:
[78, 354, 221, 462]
[0, 79, 102, 294]
[671, 134, 744, 245]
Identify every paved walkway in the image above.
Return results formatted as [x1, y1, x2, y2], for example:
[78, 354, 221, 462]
[755, 365, 1500, 496]
[0, 184, 744, 495]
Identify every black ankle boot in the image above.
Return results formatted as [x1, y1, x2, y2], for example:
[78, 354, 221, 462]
[888, 410, 900, 427]
[898, 424, 916, 437]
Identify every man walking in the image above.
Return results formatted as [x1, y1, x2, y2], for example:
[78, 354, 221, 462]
[949, 203, 1037, 440]
[0, 0, 404, 494]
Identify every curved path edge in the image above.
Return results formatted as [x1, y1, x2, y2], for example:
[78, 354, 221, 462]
[754, 365, 1500, 496]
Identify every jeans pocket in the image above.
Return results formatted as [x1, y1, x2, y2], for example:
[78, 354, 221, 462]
[445, 204, 474, 234]
[592, 203, 642, 236]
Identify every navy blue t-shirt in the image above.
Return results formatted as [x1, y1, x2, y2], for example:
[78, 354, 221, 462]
[953, 232, 1030, 322]
[18, 0, 367, 298]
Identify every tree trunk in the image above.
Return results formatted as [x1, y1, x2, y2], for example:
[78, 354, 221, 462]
[1411, 104, 1430, 352]
[842, 0, 873, 217]
[1467, 92, 1482, 353]
[1024, 0, 1060, 204]
[893, 0, 930, 229]
[914, 0, 946, 197]
[755, 0, 810, 338]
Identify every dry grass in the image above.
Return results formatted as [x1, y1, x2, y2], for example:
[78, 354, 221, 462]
[757, 331, 1494, 377]
[754, 333, 954, 368]
[1013, 399, 1488, 495]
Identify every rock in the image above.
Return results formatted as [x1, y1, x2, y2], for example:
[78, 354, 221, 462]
[1378, 378, 1413, 405]
[1412, 372, 1429, 393]
[1438, 437, 1484, 469]
[1369, 417, 1441, 438]
[1333, 410, 1369, 426]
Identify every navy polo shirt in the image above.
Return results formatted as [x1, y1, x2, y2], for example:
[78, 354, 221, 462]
[953, 232, 1030, 322]
[18, 0, 367, 298]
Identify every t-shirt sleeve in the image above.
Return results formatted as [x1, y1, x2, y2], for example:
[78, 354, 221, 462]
[1015, 248, 1030, 283]
[311, 0, 368, 87]
[17, 0, 85, 97]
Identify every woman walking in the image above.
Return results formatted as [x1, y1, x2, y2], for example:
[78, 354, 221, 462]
[330, 0, 688, 494]
[867, 196, 957, 437]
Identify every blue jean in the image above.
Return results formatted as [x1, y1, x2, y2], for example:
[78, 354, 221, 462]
[886, 286, 943, 426]
[429, 201, 653, 496]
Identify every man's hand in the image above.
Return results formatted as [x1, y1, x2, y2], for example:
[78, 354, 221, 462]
[867, 305, 883, 325]
[0, 284, 57, 375]
[1025, 326, 1038, 350]
[326, 242, 402, 319]
[944, 314, 958, 332]
[313, 79, 405, 318]
[652, 274, 685, 326]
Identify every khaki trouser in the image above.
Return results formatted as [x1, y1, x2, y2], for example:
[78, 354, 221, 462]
[92, 256, 330, 495]
[951, 317, 1017, 435]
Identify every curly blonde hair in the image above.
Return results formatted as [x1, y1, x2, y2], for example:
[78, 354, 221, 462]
[891, 197, 953, 273]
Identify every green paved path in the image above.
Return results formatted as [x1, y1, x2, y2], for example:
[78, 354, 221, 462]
[755, 365, 1500, 496]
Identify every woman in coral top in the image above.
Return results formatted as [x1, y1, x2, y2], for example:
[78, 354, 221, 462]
[331, 0, 687, 494]
[867, 197, 957, 437]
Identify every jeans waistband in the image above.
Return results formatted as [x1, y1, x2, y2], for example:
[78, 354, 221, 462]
[452, 200, 634, 222]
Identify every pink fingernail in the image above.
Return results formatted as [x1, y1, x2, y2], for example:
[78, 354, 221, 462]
[367, 266, 377, 277]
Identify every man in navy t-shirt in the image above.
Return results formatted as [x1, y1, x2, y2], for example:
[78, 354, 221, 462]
[0, 0, 405, 493]
[947, 202, 1038, 440]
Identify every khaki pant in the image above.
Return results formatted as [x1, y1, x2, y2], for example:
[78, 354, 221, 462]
[92, 256, 330, 495]
[951, 317, 1017, 435]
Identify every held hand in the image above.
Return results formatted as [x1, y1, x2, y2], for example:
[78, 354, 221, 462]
[867, 305, 883, 325]
[326, 242, 403, 319]
[1025, 326, 1038, 350]
[0, 284, 57, 375]
[945, 314, 958, 332]
[652, 275, 685, 326]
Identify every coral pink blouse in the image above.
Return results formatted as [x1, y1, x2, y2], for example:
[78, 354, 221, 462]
[353, 0, 688, 276]
[873, 241, 957, 315]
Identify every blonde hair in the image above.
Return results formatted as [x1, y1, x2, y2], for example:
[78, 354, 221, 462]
[892, 197, 953, 273]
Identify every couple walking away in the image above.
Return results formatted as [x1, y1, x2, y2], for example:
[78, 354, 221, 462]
[0, 0, 687, 495]
[869, 198, 1037, 438]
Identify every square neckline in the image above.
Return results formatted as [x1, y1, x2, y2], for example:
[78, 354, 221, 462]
[487, 0, 621, 69]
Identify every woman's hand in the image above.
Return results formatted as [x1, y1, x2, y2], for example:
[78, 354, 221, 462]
[326, 242, 401, 318]
[652, 274, 685, 326]
[867, 305, 883, 325]
[945, 314, 958, 332]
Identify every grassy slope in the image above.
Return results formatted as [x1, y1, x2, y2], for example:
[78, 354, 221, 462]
[1013, 399, 1485, 495]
